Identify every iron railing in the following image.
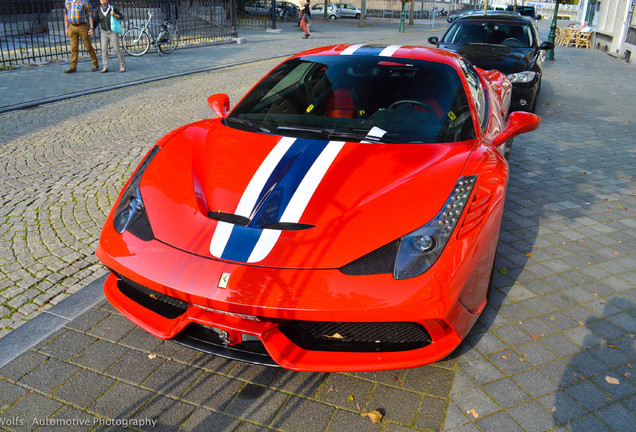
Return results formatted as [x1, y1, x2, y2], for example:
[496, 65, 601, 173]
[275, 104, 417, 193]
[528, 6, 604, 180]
[0, 0, 238, 67]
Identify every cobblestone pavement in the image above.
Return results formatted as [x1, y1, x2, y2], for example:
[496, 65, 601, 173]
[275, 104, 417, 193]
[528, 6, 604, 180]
[0, 19, 445, 336]
[0, 18, 635, 432]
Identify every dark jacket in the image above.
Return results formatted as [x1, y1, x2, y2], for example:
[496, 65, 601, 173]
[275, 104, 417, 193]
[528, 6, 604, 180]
[93, 4, 124, 32]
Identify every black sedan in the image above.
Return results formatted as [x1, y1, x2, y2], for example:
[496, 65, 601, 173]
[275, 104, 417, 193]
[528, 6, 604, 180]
[429, 13, 554, 112]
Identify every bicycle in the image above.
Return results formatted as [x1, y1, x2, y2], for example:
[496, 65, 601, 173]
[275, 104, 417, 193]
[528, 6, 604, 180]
[122, 10, 179, 56]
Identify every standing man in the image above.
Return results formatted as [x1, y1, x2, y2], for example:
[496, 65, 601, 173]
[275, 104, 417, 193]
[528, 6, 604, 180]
[64, 0, 99, 73]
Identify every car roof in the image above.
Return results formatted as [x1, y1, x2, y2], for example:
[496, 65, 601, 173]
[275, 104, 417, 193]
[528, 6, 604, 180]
[291, 44, 467, 70]
[455, 12, 532, 23]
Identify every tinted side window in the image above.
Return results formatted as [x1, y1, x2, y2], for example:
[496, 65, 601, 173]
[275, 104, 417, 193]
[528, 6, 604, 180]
[460, 60, 489, 133]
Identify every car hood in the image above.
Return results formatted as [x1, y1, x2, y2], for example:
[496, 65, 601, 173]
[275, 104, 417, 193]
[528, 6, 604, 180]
[440, 44, 534, 74]
[139, 119, 475, 269]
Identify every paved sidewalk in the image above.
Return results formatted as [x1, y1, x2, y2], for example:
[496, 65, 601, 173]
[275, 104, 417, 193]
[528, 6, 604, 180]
[0, 19, 441, 113]
[0, 17, 634, 432]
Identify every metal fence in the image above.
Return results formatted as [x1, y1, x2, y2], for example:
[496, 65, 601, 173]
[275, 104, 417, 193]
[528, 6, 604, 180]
[0, 0, 238, 67]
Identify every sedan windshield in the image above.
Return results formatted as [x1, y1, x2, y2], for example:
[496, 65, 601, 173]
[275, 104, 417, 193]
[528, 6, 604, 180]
[228, 55, 475, 144]
[443, 21, 534, 48]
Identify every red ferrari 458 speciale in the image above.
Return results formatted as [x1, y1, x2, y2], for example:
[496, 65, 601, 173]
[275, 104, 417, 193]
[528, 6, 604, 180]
[97, 44, 541, 372]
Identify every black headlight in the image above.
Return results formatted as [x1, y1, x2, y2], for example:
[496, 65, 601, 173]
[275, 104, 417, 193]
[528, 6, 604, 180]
[112, 146, 160, 240]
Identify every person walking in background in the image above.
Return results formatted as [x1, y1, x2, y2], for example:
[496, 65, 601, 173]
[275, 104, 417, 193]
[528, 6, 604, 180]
[300, 1, 311, 39]
[63, 0, 99, 73]
[94, 0, 126, 73]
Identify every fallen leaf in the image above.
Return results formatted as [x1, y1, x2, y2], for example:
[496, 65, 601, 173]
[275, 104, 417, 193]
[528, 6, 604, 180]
[551, 407, 558, 413]
[605, 376, 620, 385]
[578, 321, 585, 326]
[526, 252, 533, 257]
[347, 395, 354, 402]
[625, 372, 632, 378]
[356, 402, 361, 410]
[532, 334, 545, 338]
[499, 268, 508, 275]
[628, 363, 632, 369]
[150, 294, 158, 300]
[361, 410, 383, 424]
[327, 385, 334, 392]
[325, 333, 344, 339]
[608, 344, 616, 349]
[467, 409, 479, 418]
[148, 354, 156, 359]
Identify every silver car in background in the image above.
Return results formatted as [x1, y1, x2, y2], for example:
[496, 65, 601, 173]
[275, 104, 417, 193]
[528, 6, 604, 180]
[334, 3, 363, 19]
[311, 3, 341, 19]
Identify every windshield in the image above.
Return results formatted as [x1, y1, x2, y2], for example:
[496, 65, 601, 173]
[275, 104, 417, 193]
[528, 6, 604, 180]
[442, 21, 534, 48]
[228, 55, 475, 144]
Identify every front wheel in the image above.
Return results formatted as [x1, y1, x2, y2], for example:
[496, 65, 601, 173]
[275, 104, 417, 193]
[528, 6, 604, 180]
[158, 28, 179, 54]
[122, 28, 150, 56]
[329, 14, 337, 20]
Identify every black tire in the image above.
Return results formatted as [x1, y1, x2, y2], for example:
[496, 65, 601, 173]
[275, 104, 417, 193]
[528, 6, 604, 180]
[329, 14, 337, 20]
[158, 28, 179, 54]
[504, 138, 514, 160]
[122, 28, 150, 57]
[355, 13, 360, 19]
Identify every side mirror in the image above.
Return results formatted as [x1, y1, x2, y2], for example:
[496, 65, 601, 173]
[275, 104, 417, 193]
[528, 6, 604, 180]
[428, 36, 440, 46]
[208, 93, 230, 118]
[492, 111, 541, 148]
[539, 41, 554, 50]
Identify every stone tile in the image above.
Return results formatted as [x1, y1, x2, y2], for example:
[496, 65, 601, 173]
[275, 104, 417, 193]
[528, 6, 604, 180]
[0, 350, 48, 381]
[353, 369, 408, 388]
[228, 362, 280, 387]
[451, 387, 500, 418]
[46, 406, 95, 432]
[73, 339, 129, 372]
[459, 357, 504, 385]
[105, 348, 166, 384]
[401, 365, 454, 398]
[37, 329, 97, 361]
[366, 384, 421, 425]
[52, 369, 115, 409]
[224, 384, 289, 425]
[18, 357, 80, 394]
[466, 331, 508, 355]
[506, 400, 558, 432]
[189, 352, 237, 374]
[134, 395, 197, 432]
[565, 379, 613, 412]
[64, 308, 109, 332]
[475, 410, 524, 432]
[0, 379, 28, 412]
[565, 351, 612, 378]
[510, 368, 558, 398]
[1, 391, 63, 429]
[414, 395, 446, 431]
[540, 333, 582, 357]
[271, 396, 335, 432]
[443, 401, 471, 430]
[181, 372, 244, 411]
[538, 390, 591, 424]
[487, 349, 534, 376]
[180, 408, 241, 432]
[316, 374, 375, 408]
[118, 326, 165, 352]
[492, 323, 535, 347]
[89, 381, 155, 419]
[482, 377, 531, 408]
[153, 340, 199, 364]
[591, 372, 636, 400]
[565, 413, 612, 432]
[142, 361, 204, 398]
[325, 408, 382, 432]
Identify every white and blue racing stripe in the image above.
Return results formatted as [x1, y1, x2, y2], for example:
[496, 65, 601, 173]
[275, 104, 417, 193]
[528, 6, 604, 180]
[340, 44, 403, 57]
[209, 138, 345, 263]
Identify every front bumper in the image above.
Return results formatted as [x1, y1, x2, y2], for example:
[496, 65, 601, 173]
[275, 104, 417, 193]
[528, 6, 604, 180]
[97, 226, 487, 372]
[510, 78, 539, 111]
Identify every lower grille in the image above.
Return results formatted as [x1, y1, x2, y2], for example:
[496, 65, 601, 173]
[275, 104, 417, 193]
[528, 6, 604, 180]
[174, 324, 278, 367]
[116, 275, 188, 319]
[278, 321, 432, 352]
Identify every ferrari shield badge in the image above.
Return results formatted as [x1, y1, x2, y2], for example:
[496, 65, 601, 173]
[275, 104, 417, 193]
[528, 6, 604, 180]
[218, 272, 231, 288]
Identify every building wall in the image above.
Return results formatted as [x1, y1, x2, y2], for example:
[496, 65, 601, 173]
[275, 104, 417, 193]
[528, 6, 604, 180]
[594, 0, 635, 65]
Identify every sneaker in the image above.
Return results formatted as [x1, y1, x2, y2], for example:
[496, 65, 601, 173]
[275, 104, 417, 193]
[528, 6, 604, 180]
[91, 66, 99, 72]
[303, 34, 310, 39]
[100, 68, 108, 73]
[63, 68, 76, 73]
[119, 66, 126, 73]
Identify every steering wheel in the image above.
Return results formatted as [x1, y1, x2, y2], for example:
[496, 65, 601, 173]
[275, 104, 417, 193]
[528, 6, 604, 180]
[501, 38, 523, 47]
[388, 99, 435, 113]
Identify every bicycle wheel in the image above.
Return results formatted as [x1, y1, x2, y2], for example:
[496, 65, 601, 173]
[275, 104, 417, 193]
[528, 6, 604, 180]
[158, 28, 179, 54]
[122, 28, 150, 57]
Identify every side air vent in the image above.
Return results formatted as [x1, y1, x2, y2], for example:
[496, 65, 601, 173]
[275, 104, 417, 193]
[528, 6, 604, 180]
[339, 240, 399, 276]
[207, 211, 251, 226]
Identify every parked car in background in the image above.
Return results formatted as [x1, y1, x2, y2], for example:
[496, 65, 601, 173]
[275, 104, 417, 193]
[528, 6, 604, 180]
[311, 3, 341, 19]
[244, 0, 271, 16]
[429, 12, 554, 112]
[506, 5, 540, 20]
[277, 0, 300, 21]
[334, 3, 363, 19]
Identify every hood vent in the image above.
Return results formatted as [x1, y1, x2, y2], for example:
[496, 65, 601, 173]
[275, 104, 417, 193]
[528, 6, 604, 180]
[207, 211, 314, 231]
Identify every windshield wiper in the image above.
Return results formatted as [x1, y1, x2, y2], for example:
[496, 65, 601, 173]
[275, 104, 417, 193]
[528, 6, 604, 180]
[326, 131, 399, 143]
[277, 126, 397, 143]
[468, 42, 506, 47]
[225, 117, 271, 134]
